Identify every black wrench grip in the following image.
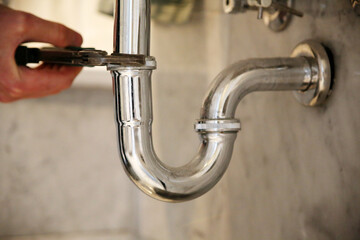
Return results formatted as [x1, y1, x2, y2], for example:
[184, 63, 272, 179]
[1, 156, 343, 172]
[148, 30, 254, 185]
[15, 46, 41, 66]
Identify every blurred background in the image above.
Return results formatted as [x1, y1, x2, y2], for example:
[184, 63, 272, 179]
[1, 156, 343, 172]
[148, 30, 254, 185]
[0, 0, 360, 239]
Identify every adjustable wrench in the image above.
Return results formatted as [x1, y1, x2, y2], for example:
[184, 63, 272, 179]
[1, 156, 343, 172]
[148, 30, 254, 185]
[15, 45, 147, 67]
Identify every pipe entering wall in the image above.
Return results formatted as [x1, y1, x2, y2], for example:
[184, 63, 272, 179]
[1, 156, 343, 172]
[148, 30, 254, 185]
[109, 0, 328, 202]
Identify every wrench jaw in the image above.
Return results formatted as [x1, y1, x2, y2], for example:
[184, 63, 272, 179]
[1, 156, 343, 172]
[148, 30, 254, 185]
[106, 55, 157, 71]
[42, 48, 150, 67]
[102, 53, 149, 67]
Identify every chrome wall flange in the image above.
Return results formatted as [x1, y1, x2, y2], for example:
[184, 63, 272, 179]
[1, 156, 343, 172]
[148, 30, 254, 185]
[263, 0, 292, 32]
[291, 40, 333, 106]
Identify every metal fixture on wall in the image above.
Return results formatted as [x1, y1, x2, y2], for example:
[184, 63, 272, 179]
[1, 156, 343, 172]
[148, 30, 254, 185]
[0, 0, 10, 5]
[223, 0, 303, 31]
[107, 0, 333, 202]
[351, 0, 360, 15]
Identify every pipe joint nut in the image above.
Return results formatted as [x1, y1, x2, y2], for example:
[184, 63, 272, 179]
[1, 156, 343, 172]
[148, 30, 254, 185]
[195, 119, 241, 133]
[107, 56, 157, 71]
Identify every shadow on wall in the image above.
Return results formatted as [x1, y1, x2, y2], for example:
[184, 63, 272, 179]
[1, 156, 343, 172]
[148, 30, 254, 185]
[295, 0, 354, 17]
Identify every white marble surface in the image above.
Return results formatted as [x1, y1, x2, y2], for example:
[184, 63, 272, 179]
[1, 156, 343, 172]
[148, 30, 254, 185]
[1, 0, 360, 239]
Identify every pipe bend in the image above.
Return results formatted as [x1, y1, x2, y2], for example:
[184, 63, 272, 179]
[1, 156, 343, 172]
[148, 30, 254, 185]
[112, 56, 312, 202]
[118, 124, 237, 202]
[201, 57, 312, 119]
[113, 69, 238, 202]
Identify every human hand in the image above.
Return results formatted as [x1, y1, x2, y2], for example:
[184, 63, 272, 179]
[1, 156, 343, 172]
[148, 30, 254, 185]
[0, 5, 83, 102]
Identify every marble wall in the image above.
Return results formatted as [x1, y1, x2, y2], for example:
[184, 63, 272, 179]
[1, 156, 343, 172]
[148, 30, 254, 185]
[0, 0, 359, 239]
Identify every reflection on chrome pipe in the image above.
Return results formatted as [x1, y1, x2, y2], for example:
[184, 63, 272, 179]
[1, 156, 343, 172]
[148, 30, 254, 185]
[110, 0, 331, 202]
[112, 69, 238, 201]
[114, 0, 150, 55]
[201, 57, 316, 119]
[111, 56, 318, 202]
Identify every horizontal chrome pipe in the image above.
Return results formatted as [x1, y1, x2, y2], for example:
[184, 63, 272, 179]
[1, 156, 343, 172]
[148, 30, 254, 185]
[201, 57, 317, 119]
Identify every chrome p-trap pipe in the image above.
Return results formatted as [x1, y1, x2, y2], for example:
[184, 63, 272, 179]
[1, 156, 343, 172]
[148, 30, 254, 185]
[108, 0, 332, 202]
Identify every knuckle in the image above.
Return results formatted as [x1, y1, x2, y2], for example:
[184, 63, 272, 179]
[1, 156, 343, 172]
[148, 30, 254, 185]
[13, 12, 26, 31]
[0, 8, 32, 36]
[55, 24, 68, 44]
[11, 12, 30, 35]
[7, 89, 23, 98]
[3, 82, 23, 99]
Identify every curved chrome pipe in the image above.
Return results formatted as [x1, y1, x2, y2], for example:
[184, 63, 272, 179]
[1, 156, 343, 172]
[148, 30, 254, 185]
[111, 56, 317, 202]
[110, 0, 327, 202]
[201, 57, 316, 119]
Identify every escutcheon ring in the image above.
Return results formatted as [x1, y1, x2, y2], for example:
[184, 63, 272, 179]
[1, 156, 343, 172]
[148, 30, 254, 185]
[291, 40, 333, 106]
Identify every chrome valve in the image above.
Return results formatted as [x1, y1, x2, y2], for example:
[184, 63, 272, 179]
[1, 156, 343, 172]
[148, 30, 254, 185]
[223, 0, 303, 31]
[224, 0, 302, 17]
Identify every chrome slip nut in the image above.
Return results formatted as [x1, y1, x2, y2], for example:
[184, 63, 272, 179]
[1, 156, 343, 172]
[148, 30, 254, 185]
[223, 0, 247, 14]
[195, 119, 241, 133]
[107, 56, 157, 71]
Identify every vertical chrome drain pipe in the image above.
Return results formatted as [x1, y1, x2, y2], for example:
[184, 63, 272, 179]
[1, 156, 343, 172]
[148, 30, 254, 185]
[113, 0, 150, 55]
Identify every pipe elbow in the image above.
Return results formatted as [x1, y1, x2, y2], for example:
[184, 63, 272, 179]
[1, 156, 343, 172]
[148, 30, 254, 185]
[201, 57, 312, 119]
[117, 122, 237, 202]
